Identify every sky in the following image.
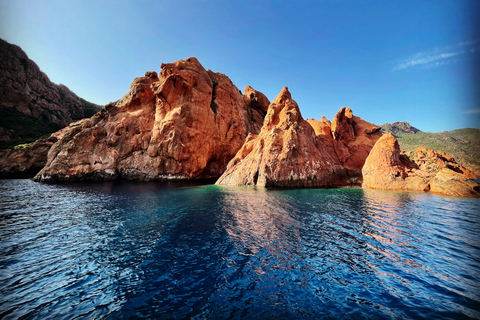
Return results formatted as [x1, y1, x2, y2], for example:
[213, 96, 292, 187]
[0, 0, 479, 132]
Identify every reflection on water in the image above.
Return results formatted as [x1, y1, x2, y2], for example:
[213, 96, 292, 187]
[0, 180, 479, 319]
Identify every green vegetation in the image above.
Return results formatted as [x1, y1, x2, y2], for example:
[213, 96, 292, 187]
[393, 128, 480, 167]
[80, 98, 99, 118]
[0, 106, 60, 150]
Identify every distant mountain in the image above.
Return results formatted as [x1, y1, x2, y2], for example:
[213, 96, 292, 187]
[381, 121, 420, 134]
[382, 122, 480, 172]
[0, 38, 101, 149]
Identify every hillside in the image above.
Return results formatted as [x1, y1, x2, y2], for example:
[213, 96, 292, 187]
[381, 121, 420, 134]
[382, 123, 480, 171]
[0, 38, 101, 149]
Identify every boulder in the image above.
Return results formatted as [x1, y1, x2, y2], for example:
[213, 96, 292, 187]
[362, 133, 431, 191]
[429, 169, 480, 197]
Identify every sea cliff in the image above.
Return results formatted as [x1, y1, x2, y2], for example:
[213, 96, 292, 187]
[0, 53, 478, 196]
[34, 58, 269, 182]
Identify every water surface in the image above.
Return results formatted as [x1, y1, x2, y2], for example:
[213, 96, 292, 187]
[0, 179, 479, 319]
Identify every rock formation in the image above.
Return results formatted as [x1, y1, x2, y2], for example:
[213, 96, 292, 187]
[329, 107, 383, 182]
[3, 40, 474, 196]
[0, 136, 58, 178]
[0, 38, 100, 147]
[362, 133, 480, 197]
[34, 58, 270, 182]
[216, 88, 381, 187]
[381, 121, 420, 134]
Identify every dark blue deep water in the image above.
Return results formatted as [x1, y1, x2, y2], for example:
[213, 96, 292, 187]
[0, 179, 479, 319]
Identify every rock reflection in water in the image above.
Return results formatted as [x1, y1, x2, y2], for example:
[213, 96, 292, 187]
[1, 181, 479, 319]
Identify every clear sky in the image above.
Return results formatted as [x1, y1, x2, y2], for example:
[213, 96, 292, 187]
[1, 0, 479, 132]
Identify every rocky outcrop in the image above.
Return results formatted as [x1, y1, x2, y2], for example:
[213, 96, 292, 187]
[34, 58, 269, 182]
[381, 121, 420, 134]
[411, 147, 478, 179]
[330, 107, 382, 181]
[361, 133, 431, 191]
[216, 88, 381, 187]
[362, 133, 480, 197]
[0, 136, 59, 178]
[0, 38, 101, 147]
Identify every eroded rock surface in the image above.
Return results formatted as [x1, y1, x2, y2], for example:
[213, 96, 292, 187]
[0, 136, 58, 178]
[34, 58, 269, 182]
[216, 88, 380, 187]
[330, 107, 383, 182]
[362, 133, 480, 197]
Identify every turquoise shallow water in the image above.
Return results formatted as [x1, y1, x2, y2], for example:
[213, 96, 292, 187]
[0, 179, 479, 319]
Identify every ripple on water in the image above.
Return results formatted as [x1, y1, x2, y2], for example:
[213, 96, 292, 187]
[0, 180, 479, 319]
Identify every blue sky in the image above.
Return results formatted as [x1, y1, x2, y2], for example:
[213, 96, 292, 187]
[1, 0, 478, 132]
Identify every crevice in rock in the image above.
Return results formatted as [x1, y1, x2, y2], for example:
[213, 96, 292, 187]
[210, 80, 218, 114]
[253, 170, 259, 185]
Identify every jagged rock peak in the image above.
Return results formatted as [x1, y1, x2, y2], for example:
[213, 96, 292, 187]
[243, 85, 270, 113]
[273, 86, 291, 103]
[263, 86, 302, 129]
[145, 71, 158, 79]
[331, 106, 355, 140]
[216, 87, 347, 187]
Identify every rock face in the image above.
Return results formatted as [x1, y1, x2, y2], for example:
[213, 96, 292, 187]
[0, 38, 101, 146]
[381, 121, 420, 134]
[362, 133, 480, 197]
[0, 136, 58, 178]
[216, 88, 381, 187]
[329, 107, 383, 182]
[34, 58, 269, 182]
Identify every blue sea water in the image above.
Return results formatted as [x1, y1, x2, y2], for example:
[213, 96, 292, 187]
[0, 179, 479, 320]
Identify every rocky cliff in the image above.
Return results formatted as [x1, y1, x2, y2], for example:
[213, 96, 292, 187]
[362, 133, 480, 197]
[0, 38, 101, 148]
[329, 106, 383, 181]
[216, 88, 382, 187]
[0, 136, 58, 178]
[34, 58, 269, 182]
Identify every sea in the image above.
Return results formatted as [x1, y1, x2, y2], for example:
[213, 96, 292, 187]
[0, 179, 479, 319]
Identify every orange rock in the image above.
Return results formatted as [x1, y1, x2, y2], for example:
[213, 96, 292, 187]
[362, 133, 431, 191]
[34, 58, 268, 182]
[330, 107, 382, 183]
[430, 169, 480, 197]
[306, 116, 333, 140]
[363, 133, 480, 197]
[331, 107, 355, 141]
[217, 92, 382, 187]
[216, 87, 348, 187]
[411, 147, 478, 179]
[243, 85, 270, 131]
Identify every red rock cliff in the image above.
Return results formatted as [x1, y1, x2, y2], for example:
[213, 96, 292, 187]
[216, 88, 380, 187]
[34, 58, 269, 182]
